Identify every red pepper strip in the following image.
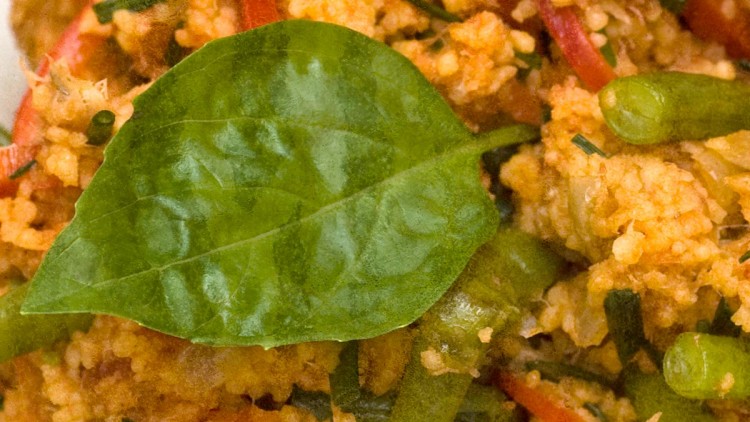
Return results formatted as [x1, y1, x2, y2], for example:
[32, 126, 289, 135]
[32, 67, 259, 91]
[683, 0, 750, 59]
[496, 371, 587, 422]
[536, 0, 616, 91]
[239, 0, 281, 31]
[4, 3, 104, 195]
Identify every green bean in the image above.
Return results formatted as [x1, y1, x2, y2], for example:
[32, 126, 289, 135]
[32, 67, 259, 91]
[664, 332, 750, 399]
[0, 283, 93, 362]
[598, 72, 750, 144]
[623, 368, 714, 422]
[389, 228, 566, 422]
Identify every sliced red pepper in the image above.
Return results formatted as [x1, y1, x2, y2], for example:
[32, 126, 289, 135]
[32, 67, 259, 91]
[4, 2, 105, 194]
[683, 0, 750, 59]
[239, 0, 281, 31]
[536, 0, 616, 91]
[496, 371, 587, 422]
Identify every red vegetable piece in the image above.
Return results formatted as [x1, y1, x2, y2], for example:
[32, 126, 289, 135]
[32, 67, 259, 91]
[536, 0, 616, 91]
[6, 2, 104, 192]
[683, 0, 750, 59]
[239, 0, 281, 31]
[496, 371, 587, 422]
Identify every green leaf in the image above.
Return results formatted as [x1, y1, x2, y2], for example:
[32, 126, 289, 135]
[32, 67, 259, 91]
[21, 20, 537, 348]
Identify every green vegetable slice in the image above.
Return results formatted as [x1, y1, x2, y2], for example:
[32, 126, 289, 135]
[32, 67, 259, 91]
[21, 20, 538, 348]
[93, 0, 164, 24]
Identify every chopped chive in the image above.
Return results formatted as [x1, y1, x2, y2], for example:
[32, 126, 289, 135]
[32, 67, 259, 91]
[659, 0, 688, 14]
[597, 31, 617, 67]
[516, 51, 543, 80]
[406, 0, 462, 22]
[584, 402, 608, 421]
[93, 0, 164, 24]
[86, 110, 117, 146]
[709, 297, 741, 337]
[571, 133, 606, 157]
[288, 385, 333, 421]
[542, 104, 552, 124]
[740, 250, 750, 263]
[9, 160, 36, 180]
[604, 289, 662, 367]
[0, 125, 11, 147]
[429, 38, 445, 52]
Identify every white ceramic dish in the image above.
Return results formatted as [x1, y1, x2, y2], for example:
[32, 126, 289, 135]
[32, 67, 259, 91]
[0, 2, 30, 130]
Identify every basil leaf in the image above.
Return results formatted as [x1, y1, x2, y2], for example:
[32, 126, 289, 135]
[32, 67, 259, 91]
[22, 21, 537, 348]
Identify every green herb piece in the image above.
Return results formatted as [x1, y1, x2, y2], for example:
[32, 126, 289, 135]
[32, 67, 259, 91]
[0, 393, 4, 411]
[390, 228, 566, 422]
[583, 402, 608, 422]
[406, 0, 462, 22]
[738, 59, 750, 72]
[86, 110, 116, 146]
[603, 289, 661, 366]
[93, 0, 164, 23]
[165, 35, 188, 67]
[623, 368, 714, 422]
[664, 332, 750, 399]
[0, 125, 11, 147]
[21, 21, 539, 348]
[709, 297, 740, 337]
[695, 319, 710, 333]
[288, 385, 333, 421]
[599, 72, 750, 144]
[597, 32, 617, 67]
[659, 0, 688, 15]
[9, 160, 36, 180]
[455, 383, 521, 422]
[0, 283, 93, 363]
[525, 360, 614, 389]
[740, 250, 750, 263]
[481, 145, 520, 224]
[541, 104, 552, 124]
[515, 51, 542, 80]
[330, 342, 396, 421]
[571, 134, 606, 157]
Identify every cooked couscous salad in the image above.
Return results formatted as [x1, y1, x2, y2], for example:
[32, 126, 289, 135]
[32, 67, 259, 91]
[2, 0, 750, 420]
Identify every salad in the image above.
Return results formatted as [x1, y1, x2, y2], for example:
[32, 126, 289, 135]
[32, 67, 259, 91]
[1, 0, 750, 420]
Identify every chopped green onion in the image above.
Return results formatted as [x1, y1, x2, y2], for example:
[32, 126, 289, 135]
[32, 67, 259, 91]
[0, 393, 4, 411]
[583, 402, 608, 422]
[0, 125, 11, 147]
[597, 33, 617, 67]
[740, 250, 750, 263]
[516, 51, 543, 80]
[165, 35, 187, 67]
[86, 110, 117, 146]
[738, 59, 750, 72]
[659, 0, 688, 15]
[571, 133, 606, 157]
[604, 289, 661, 366]
[9, 160, 36, 180]
[710, 297, 741, 337]
[405, 0, 462, 22]
[429, 38, 445, 52]
[288, 385, 333, 421]
[541, 104, 552, 124]
[93, 0, 164, 24]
